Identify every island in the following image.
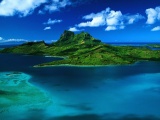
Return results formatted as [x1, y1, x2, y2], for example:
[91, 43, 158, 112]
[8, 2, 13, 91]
[1, 30, 160, 67]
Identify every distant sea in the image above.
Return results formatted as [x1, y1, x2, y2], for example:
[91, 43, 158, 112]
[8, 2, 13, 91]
[106, 42, 160, 46]
[0, 44, 20, 49]
[1, 44, 160, 120]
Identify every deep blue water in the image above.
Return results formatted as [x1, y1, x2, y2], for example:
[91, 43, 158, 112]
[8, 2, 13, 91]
[109, 43, 160, 50]
[1, 53, 160, 120]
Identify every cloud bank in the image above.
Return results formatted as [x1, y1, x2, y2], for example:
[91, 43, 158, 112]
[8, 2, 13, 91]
[145, 6, 160, 31]
[76, 7, 144, 31]
[0, 38, 29, 44]
[146, 6, 160, 24]
[0, 0, 71, 17]
[0, 0, 47, 16]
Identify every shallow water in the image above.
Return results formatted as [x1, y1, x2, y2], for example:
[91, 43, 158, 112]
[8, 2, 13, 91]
[0, 53, 160, 120]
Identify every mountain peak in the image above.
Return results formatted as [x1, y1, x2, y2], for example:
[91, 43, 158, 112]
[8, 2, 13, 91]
[60, 30, 74, 41]
[55, 30, 101, 46]
[76, 31, 93, 40]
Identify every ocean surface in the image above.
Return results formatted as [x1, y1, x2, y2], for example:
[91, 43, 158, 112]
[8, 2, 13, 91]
[1, 44, 160, 120]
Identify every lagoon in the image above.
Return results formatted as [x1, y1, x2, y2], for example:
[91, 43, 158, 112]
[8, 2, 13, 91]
[0, 53, 160, 120]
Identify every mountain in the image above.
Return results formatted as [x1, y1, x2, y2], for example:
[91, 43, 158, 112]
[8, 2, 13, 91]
[54, 30, 101, 46]
[1, 30, 160, 67]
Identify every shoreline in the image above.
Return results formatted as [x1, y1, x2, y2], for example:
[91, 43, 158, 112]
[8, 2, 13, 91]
[1, 53, 157, 68]
[33, 63, 136, 68]
[33, 60, 155, 68]
[44, 55, 68, 59]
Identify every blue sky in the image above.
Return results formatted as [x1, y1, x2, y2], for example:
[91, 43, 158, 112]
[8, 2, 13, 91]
[0, 0, 160, 44]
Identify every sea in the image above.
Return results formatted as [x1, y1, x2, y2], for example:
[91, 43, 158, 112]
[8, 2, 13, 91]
[0, 43, 160, 120]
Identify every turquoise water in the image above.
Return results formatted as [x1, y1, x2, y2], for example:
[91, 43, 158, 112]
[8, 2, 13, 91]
[0, 54, 160, 120]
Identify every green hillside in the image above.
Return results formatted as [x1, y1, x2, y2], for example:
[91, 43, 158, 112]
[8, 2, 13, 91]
[1, 30, 160, 67]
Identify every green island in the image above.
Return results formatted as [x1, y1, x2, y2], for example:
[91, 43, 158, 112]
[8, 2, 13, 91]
[1, 30, 160, 67]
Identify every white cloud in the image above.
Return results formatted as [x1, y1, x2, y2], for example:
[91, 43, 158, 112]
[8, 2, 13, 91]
[119, 25, 125, 29]
[105, 25, 125, 31]
[151, 26, 160, 31]
[68, 27, 83, 32]
[146, 8, 158, 24]
[0, 38, 53, 44]
[0, 0, 47, 16]
[78, 8, 109, 27]
[0, 37, 3, 40]
[43, 0, 71, 13]
[106, 10, 123, 26]
[0, 0, 72, 17]
[0, 38, 28, 43]
[78, 16, 106, 27]
[43, 18, 62, 25]
[127, 14, 144, 24]
[5, 39, 28, 42]
[105, 26, 117, 31]
[38, 10, 45, 14]
[146, 7, 160, 24]
[77, 7, 144, 31]
[44, 26, 51, 30]
[44, 5, 58, 12]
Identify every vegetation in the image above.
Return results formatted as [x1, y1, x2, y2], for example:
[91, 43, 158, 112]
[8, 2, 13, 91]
[148, 44, 160, 48]
[1, 30, 160, 67]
